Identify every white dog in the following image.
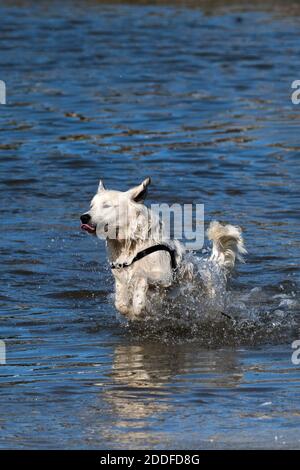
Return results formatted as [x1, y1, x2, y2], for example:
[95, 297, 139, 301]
[80, 177, 246, 320]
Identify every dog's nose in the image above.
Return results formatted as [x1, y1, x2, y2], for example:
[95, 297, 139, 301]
[80, 213, 91, 224]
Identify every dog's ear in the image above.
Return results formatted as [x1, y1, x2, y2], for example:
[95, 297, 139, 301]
[128, 177, 151, 203]
[98, 179, 106, 192]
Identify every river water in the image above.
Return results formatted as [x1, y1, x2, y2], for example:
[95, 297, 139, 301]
[0, 0, 299, 449]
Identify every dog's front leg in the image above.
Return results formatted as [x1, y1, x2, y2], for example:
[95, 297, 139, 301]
[114, 279, 130, 316]
[132, 278, 148, 318]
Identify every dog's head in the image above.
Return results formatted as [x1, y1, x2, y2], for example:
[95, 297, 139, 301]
[80, 177, 151, 240]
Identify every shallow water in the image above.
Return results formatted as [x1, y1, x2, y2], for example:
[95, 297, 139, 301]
[0, 0, 300, 449]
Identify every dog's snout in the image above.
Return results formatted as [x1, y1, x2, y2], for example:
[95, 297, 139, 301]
[80, 213, 91, 224]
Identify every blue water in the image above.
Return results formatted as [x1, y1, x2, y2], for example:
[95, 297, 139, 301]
[0, 0, 299, 449]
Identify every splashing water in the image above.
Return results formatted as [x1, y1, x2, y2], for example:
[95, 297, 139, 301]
[123, 254, 299, 346]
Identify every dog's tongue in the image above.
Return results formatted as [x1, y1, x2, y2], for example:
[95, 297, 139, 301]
[81, 223, 96, 234]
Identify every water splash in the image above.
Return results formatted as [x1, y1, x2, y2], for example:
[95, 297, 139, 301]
[121, 255, 300, 346]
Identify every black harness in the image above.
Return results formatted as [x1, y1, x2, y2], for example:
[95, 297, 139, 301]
[110, 244, 177, 271]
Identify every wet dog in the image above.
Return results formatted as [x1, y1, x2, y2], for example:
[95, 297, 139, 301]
[80, 178, 246, 320]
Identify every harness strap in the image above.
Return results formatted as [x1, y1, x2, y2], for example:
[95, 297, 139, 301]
[110, 244, 177, 271]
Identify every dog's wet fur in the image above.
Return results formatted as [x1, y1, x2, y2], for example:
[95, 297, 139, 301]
[80, 178, 246, 320]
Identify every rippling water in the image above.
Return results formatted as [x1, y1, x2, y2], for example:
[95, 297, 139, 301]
[0, 0, 299, 449]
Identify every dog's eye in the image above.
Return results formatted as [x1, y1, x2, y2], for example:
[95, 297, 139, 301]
[103, 203, 111, 209]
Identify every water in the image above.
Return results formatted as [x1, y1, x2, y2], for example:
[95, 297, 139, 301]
[0, 0, 300, 449]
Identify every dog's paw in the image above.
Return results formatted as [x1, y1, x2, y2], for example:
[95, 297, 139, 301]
[115, 300, 130, 316]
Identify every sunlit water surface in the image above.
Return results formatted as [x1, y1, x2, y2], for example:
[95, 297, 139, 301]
[0, 0, 299, 449]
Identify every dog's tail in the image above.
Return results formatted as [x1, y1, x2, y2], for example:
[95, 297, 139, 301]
[207, 221, 247, 270]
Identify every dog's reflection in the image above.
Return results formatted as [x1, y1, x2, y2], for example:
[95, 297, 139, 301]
[98, 343, 243, 427]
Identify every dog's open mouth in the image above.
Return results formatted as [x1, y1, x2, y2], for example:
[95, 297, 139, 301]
[80, 223, 97, 234]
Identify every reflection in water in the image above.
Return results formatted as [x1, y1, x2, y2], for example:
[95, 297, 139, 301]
[94, 343, 242, 446]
